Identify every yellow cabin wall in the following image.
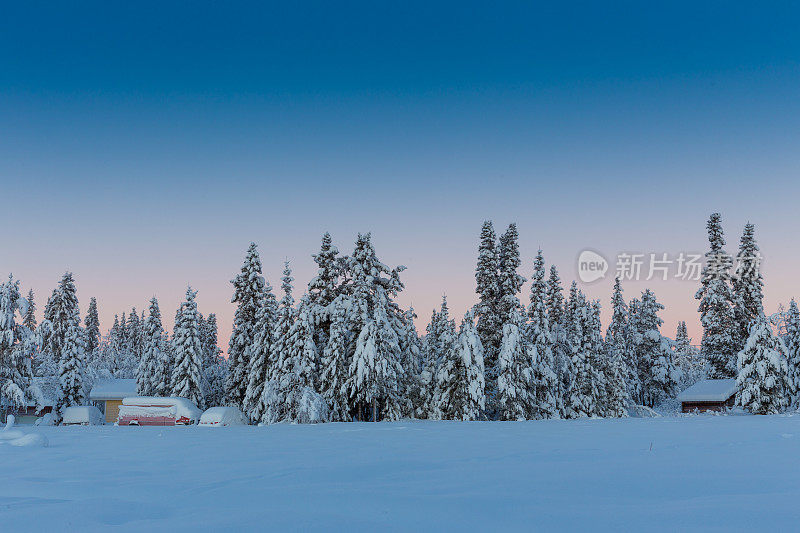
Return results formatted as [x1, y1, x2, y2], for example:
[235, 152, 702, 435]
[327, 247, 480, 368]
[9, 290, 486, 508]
[104, 399, 123, 423]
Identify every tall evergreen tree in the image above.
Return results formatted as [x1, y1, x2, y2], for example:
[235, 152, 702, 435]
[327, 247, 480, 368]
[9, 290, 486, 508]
[56, 321, 85, 418]
[736, 315, 788, 414]
[137, 297, 164, 396]
[527, 250, 558, 419]
[22, 288, 36, 331]
[496, 308, 533, 421]
[171, 287, 205, 409]
[285, 296, 318, 390]
[474, 221, 502, 390]
[695, 213, 738, 378]
[497, 223, 526, 324]
[227, 243, 268, 410]
[631, 290, 675, 406]
[319, 296, 354, 421]
[732, 222, 764, 349]
[242, 285, 277, 421]
[605, 277, 631, 416]
[0, 275, 35, 409]
[784, 300, 800, 411]
[435, 310, 485, 420]
[44, 272, 81, 361]
[546, 265, 568, 415]
[84, 297, 101, 355]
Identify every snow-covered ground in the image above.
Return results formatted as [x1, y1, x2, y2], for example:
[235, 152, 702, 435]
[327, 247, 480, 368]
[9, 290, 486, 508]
[3, 415, 800, 531]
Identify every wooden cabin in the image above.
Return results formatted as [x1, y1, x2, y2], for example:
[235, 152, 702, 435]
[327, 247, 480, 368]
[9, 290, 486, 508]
[678, 379, 737, 413]
[89, 379, 137, 423]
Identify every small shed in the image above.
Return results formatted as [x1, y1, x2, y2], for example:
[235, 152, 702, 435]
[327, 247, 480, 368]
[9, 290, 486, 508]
[678, 379, 737, 413]
[89, 379, 138, 423]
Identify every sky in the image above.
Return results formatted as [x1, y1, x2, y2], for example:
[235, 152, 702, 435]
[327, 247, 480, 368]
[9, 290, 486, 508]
[2, 2, 800, 351]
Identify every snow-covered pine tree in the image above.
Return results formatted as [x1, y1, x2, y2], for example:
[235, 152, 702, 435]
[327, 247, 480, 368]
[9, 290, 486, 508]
[785, 300, 800, 410]
[561, 282, 582, 418]
[155, 330, 174, 396]
[435, 310, 485, 420]
[0, 275, 35, 410]
[603, 278, 630, 417]
[84, 297, 100, 355]
[527, 250, 558, 419]
[347, 294, 404, 421]
[137, 297, 164, 396]
[43, 272, 81, 362]
[170, 287, 205, 409]
[732, 222, 765, 351]
[22, 288, 37, 331]
[119, 312, 128, 355]
[736, 314, 788, 414]
[242, 282, 277, 421]
[427, 296, 457, 419]
[631, 290, 676, 407]
[394, 306, 422, 419]
[475, 221, 502, 391]
[56, 321, 86, 419]
[343, 233, 407, 421]
[308, 232, 341, 348]
[497, 223, 526, 324]
[201, 313, 227, 408]
[695, 213, 738, 378]
[268, 261, 296, 383]
[546, 266, 569, 416]
[285, 296, 318, 390]
[227, 243, 268, 410]
[319, 295, 354, 421]
[127, 307, 143, 362]
[496, 307, 533, 421]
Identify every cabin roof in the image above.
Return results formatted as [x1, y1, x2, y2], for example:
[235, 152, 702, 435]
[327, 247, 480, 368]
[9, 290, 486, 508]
[89, 378, 137, 400]
[678, 379, 737, 403]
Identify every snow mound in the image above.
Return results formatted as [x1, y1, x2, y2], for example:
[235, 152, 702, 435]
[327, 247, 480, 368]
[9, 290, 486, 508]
[199, 407, 246, 426]
[62, 406, 106, 426]
[628, 404, 661, 418]
[8, 433, 48, 447]
[1, 416, 25, 440]
[35, 412, 56, 426]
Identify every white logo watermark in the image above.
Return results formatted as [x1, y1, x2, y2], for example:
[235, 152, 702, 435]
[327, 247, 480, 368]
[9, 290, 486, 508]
[576, 250, 762, 282]
[577, 250, 609, 283]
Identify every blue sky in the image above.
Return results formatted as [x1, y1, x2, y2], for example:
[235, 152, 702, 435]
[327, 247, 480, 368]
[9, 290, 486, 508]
[2, 2, 799, 346]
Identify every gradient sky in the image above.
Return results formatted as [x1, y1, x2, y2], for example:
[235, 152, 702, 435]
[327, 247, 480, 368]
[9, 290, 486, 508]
[2, 2, 800, 351]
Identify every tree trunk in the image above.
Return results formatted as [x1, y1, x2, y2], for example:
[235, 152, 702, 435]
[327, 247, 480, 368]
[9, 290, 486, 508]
[371, 398, 377, 422]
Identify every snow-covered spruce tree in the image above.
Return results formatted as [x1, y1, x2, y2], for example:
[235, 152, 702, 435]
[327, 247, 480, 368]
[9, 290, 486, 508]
[201, 313, 227, 408]
[83, 297, 100, 356]
[155, 330, 174, 396]
[227, 243, 268, 410]
[527, 250, 558, 419]
[785, 300, 800, 410]
[396, 307, 422, 418]
[0, 275, 35, 410]
[736, 314, 788, 414]
[561, 282, 582, 418]
[43, 272, 81, 364]
[267, 261, 296, 383]
[170, 287, 205, 409]
[416, 309, 440, 419]
[136, 297, 164, 396]
[695, 213, 738, 378]
[242, 282, 277, 421]
[56, 321, 86, 419]
[308, 232, 341, 351]
[732, 222, 764, 350]
[127, 307, 143, 362]
[285, 296, 318, 390]
[319, 295, 354, 421]
[474, 221, 502, 393]
[497, 223, 526, 324]
[496, 308, 533, 421]
[427, 296, 457, 419]
[631, 290, 676, 407]
[546, 266, 569, 417]
[604, 277, 630, 417]
[343, 233, 407, 421]
[22, 288, 37, 331]
[435, 310, 485, 420]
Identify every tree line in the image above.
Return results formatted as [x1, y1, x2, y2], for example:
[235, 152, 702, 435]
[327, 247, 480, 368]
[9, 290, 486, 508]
[1, 214, 799, 423]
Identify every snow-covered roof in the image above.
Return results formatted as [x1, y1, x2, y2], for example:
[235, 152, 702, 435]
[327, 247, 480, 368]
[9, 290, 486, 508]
[678, 379, 737, 402]
[89, 379, 137, 400]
